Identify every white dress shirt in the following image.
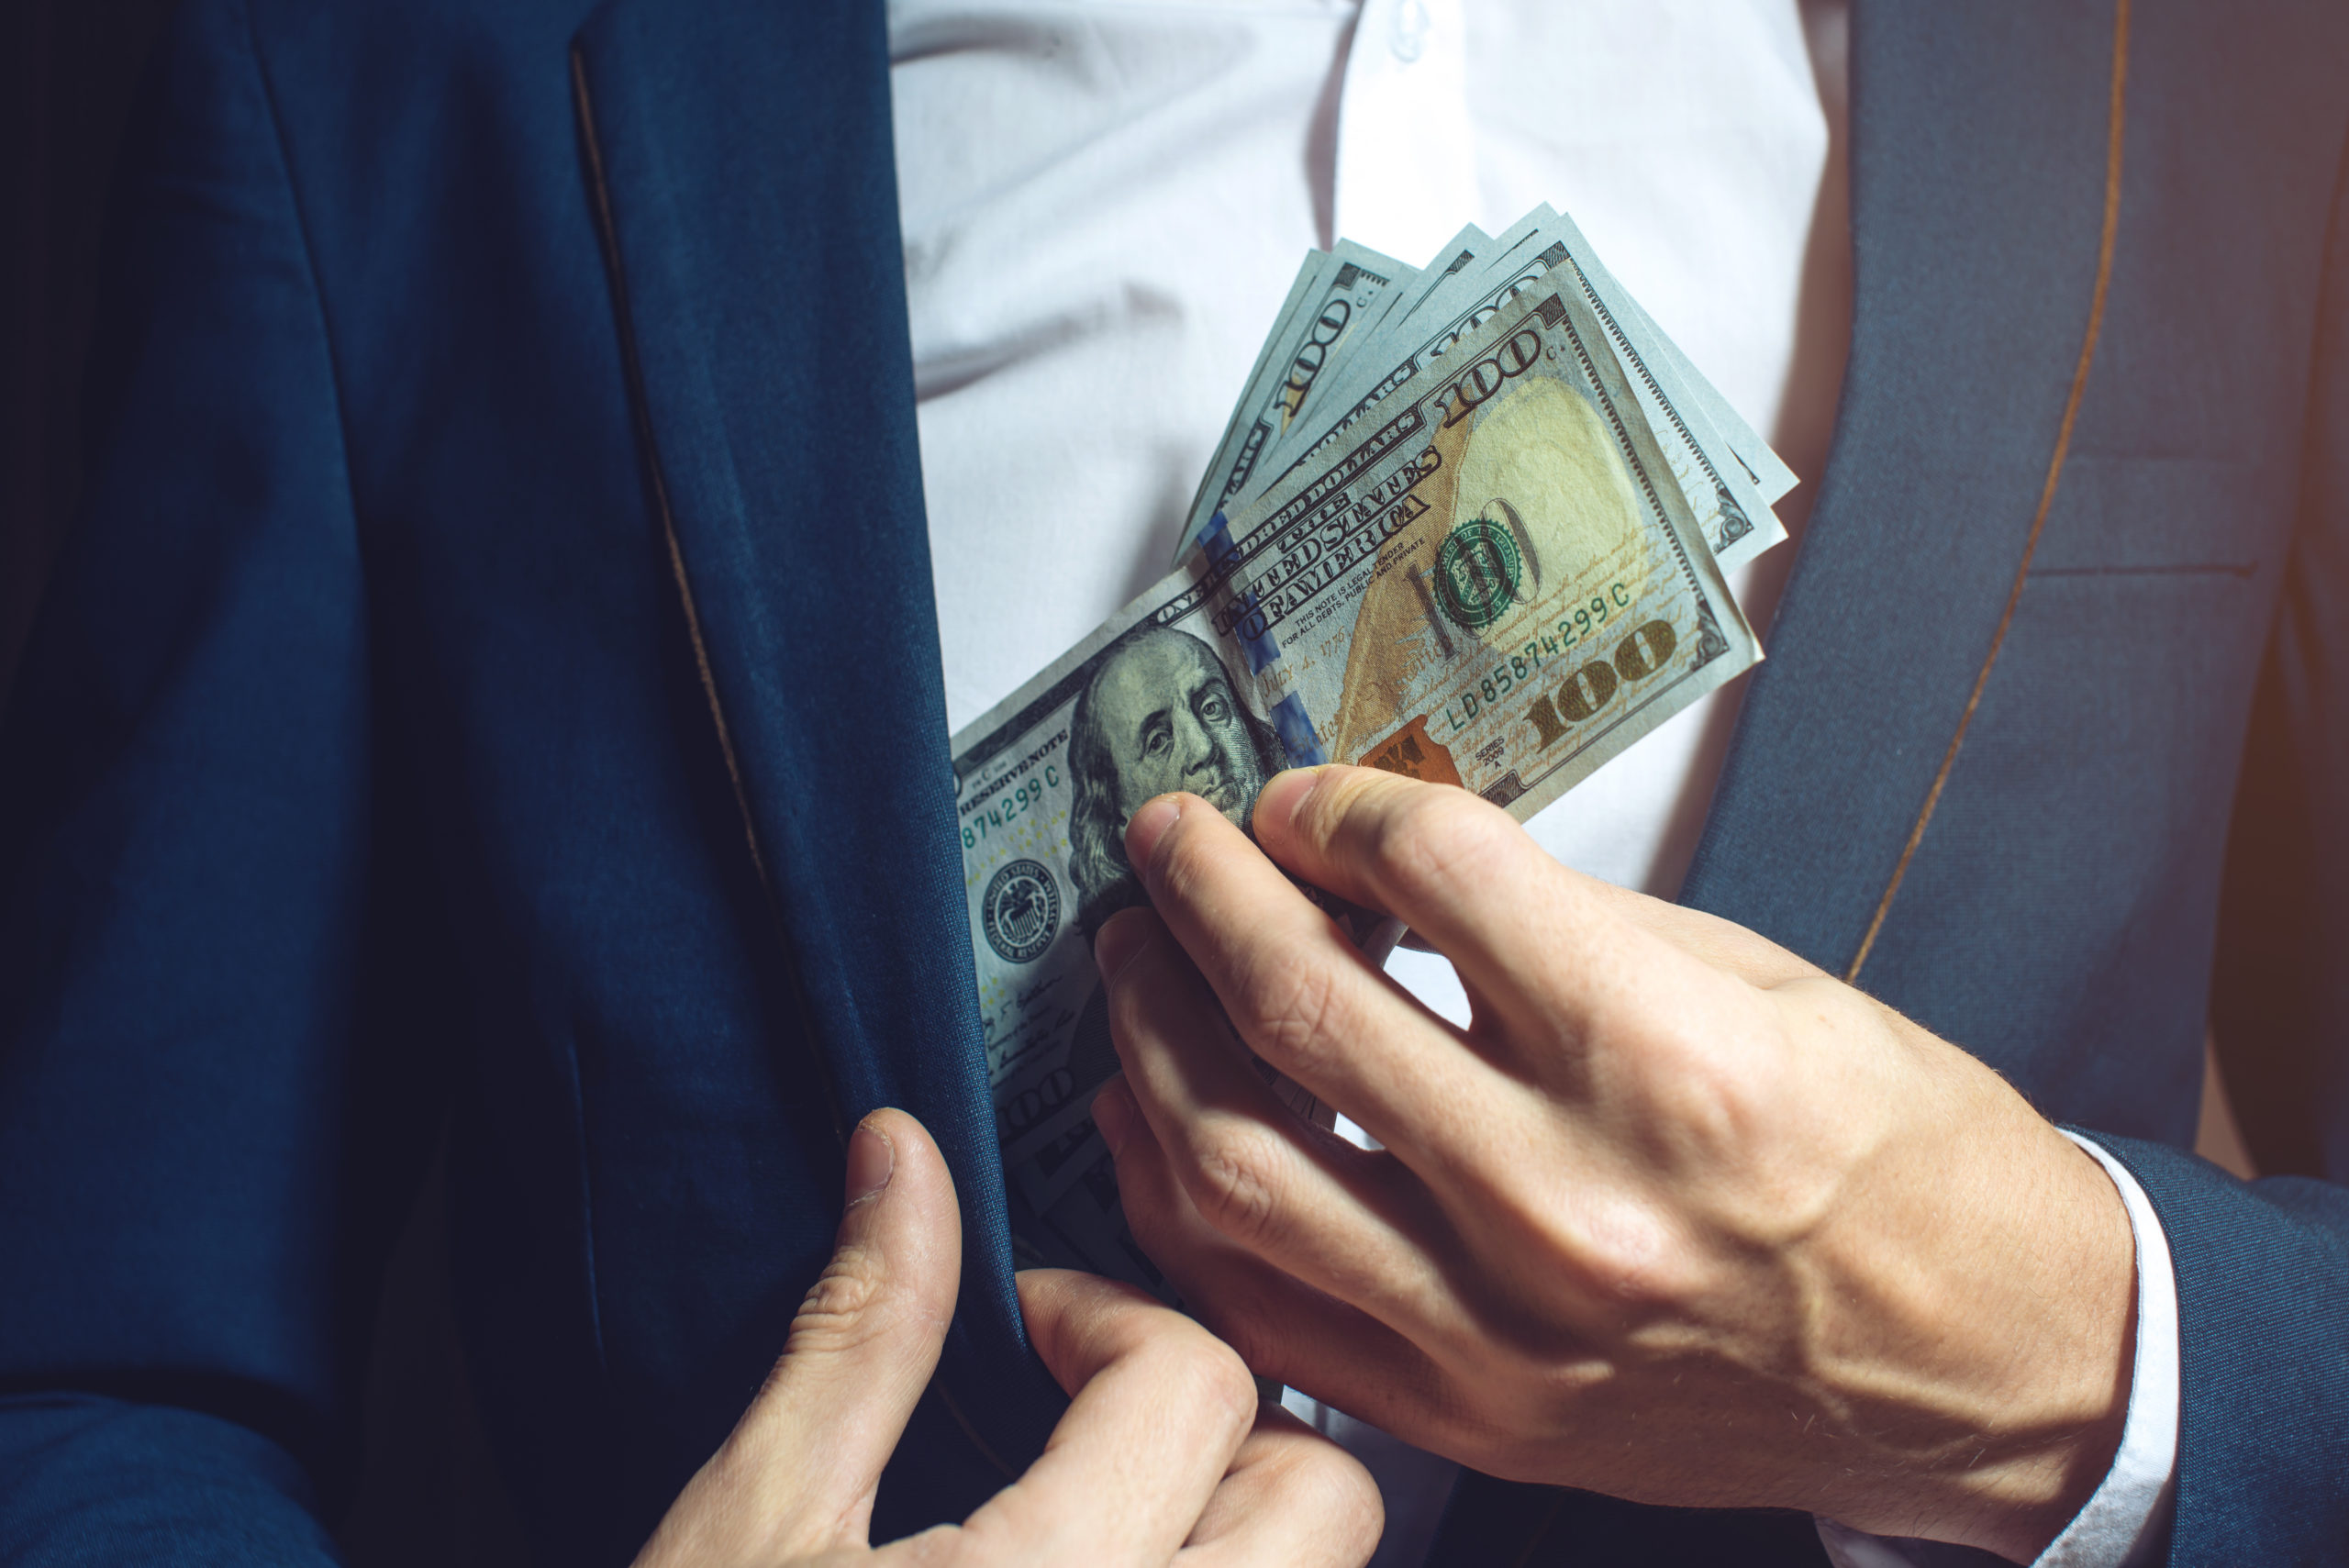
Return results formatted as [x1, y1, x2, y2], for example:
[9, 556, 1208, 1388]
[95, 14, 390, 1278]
[886, 3, 2176, 1562]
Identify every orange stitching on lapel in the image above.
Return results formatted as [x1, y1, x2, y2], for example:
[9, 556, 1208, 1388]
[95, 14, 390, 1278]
[572, 45, 1023, 1487]
[571, 50, 771, 896]
[1844, 0, 2132, 985]
[571, 48, 860, 1161]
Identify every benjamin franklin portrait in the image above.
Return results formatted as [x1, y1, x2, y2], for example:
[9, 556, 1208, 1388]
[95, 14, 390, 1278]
[1066, 619, 1286, 939]
[1060, 623, 1286, 1099]
[1065, 623, 1286, 939]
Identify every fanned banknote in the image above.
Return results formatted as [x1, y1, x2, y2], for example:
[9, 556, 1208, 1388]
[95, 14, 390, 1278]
[1537, 206, 1799, 506]
[1175, 241, 1412, 556]
[956, 261, 1767, 1290]
[1175, 206, 1792, 573]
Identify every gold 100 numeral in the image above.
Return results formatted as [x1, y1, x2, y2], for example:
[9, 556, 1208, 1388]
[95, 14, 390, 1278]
[1524, 618, 1677, 749]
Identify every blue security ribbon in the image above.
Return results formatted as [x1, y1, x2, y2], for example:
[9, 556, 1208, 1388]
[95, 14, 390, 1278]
[1205, 513, 1331, 769]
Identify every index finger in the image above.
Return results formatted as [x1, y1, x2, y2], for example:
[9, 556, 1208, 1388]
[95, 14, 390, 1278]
[946, 1270, 1260, 1567]
[1120, 790, 1501, 1167]
[1247, 765, 1706, 1029]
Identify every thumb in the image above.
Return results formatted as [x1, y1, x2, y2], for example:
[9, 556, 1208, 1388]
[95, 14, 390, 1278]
[668, 1108, 963, 1562]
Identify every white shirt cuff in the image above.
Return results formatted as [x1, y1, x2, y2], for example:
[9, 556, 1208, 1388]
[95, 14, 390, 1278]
[1815, 1131, 2179, 1568]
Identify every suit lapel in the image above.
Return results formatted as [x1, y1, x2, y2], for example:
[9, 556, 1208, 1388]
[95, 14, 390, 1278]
[561, 0, 2132, 1535]
[570, 0, 1063, 1472]
[1680, 0, 2125, 976]
[1431, 7, 2133, 1563]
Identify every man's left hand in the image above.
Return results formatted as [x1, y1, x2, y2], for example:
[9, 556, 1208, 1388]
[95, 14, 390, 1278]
[1090, 766, 2137, 1562]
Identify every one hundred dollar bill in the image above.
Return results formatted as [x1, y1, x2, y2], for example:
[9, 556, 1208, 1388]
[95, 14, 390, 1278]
[959, 281, 1761, 1290]
[1165, 220, 1520, 568]
[1174, 242, 1411, 557]
[1536, 206, 1800, 506]
[1181, 206, 1791, 573]
[1217, 217, 1542, 513]
[1256, 217, 1561, 484]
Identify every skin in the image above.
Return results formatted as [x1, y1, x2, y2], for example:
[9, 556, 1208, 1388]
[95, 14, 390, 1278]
[633, 1107, 1382, 1568]
[1089, 766, 2139, 1563]
[1089, 631, 1266, 825]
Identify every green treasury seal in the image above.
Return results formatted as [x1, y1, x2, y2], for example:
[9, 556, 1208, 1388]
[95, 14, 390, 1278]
[1432, 515, 1523, 631]
[982, 859, 1062, 964]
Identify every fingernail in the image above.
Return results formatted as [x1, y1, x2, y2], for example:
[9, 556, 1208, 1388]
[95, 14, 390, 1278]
[1092, 906, 1155, 984]
[1253, 767, 1325, 837]
[844, 1118, 896, 1209]
[1124, 795, 1182, 880]
[1092, 1077, 1134, 1157]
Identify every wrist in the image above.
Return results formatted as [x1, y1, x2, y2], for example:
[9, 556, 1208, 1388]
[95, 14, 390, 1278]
[1813, 1084, 2137, 1561]
[1947, 1131, 2138, 1561]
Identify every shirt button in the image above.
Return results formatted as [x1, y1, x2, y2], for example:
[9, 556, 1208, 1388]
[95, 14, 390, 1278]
[1389, 0, 1430, 62]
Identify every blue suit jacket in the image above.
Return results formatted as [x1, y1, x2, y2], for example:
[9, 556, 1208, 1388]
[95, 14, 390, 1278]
[2, 0, 2344, 1562]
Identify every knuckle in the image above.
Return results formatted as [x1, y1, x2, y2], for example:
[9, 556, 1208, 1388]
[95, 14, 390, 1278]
[1170, 1331, 1260, 1440]
[1237, 949, 1342, 1068]
[1364, 786, 1506, 905]
[782, 1241, 894, 1360]
[1294, 1446, 1386, 1564]
[1641, 1018, 1805, 1178]
[1551, 1194, 1691, 1312]
[1131, 1323, 1255, 1445]
[1154, 815, 1221, 903]
[1304, 765, 1384, 839]
[1188, 1118, 1288, 1249]
[1104, 954, 1160, 1042]
[1653, 1051, 1763, 1160]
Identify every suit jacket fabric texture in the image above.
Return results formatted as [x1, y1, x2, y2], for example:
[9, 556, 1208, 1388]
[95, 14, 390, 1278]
[0, 0, 2343, 1563]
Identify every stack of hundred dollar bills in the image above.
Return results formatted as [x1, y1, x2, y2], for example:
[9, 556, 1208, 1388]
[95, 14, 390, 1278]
[953, 204, 1798, 1291]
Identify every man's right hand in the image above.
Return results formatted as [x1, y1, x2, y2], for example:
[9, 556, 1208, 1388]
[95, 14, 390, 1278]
[632, 1106, 1382, 1568]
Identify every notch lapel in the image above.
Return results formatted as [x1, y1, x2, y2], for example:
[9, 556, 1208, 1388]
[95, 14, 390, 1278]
[570, 0, 1064, 1473]
[1433, 13, 2136, 1557]
[1681, 1, 2125, 977]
